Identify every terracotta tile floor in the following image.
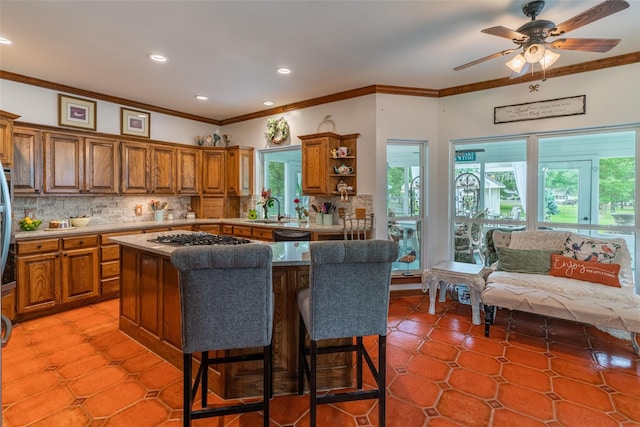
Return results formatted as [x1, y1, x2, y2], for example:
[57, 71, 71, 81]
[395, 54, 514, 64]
[2, 295, 640, 426]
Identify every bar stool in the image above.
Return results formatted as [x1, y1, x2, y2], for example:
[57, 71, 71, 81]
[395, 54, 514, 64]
[297, 240, 399, 426]
[171, 244, 273, 427]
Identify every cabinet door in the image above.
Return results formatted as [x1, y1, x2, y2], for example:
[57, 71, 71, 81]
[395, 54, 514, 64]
[121, 141, 149, 193]
[202, 149, 226, 194]
[61, 246, 100, 303]
[0, 112, 19, 167]
[13, 127, 42, 194]
[85, 137, 119, 194]
[43, 132, 84, 193]
[150, 144, 176, 194]
[301, 138, 328, 194]
[177, 148, 201, 194]
[17, 252, 60, 314]
[226, 147, 253, 196]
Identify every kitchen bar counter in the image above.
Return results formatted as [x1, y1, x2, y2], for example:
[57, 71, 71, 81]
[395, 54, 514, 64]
[15, 217, 344, 240]
[112, 231, 351, 398]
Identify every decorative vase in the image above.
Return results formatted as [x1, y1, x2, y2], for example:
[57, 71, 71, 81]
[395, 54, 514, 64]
[263, 205, 269, 219]
[154, 210, 164, 222]
[296, 207, 305, 221]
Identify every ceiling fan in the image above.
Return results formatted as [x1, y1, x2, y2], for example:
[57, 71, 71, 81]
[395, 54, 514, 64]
[454, 0, 630, 75]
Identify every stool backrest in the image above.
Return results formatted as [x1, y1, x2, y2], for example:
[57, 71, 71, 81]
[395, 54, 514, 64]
[343, 213, 374, 240]
[171, 244, 273, 354]
[307, 240, 398, 340]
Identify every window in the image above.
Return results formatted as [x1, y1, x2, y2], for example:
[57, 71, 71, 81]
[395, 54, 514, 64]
[260, 147, 303, 218]
[387, 141, 427, 274]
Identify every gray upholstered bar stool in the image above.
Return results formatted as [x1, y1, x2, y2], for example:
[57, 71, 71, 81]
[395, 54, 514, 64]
[297, 240, 399, 427]
[171, 244, 273, 427]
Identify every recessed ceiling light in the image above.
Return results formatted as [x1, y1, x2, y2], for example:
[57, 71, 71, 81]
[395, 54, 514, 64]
[263, 101, 274, 106]
[277, 68, 291, 75]
[195, 95, 208, 101]
[0, 37, 12, 45]
[148, 53, 167, 62]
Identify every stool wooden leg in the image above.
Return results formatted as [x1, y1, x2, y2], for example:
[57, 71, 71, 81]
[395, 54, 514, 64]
[379, 335, 386, 427]
[264, 344, 271, 427]
[356, 336, 363, 389]
[183, 353, 192, 427]
[297, 313, 305, 395]
[201, 350, 208, 408]
[310, 340, 318, 427]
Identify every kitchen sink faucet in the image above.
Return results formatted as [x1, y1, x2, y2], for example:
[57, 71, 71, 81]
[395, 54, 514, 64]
[268, 197, 285, 221]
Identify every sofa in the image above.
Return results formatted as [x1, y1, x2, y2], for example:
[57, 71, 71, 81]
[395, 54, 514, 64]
[482, 229, 640, 354]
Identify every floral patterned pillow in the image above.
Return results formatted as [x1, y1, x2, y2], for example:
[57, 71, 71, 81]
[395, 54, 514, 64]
[562, 234, 621, 263]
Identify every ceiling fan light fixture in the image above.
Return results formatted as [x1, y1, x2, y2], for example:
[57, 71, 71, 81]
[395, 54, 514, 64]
[506, 53, 527, 73]
[524, 43, 546, 63]
[540, 49, 560, 69]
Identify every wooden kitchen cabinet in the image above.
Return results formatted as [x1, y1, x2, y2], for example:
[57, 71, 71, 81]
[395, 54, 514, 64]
[61, 236, 100, 303]
[150, 144, 176, 194]
[299, 132, 358, 196]
[120, 141, 149, 193]
[201, 148, 226, 194]
[226, 146, 253, 196]
[43, 132, 84, 193]
[16, 239, 60, 315]
[0, 110, 20, 167]
[177, 147, 201, 195]
[13, 127, 42, 195]
[85, 137, 119, 194]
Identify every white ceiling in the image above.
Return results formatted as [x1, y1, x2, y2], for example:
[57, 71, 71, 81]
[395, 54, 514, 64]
[1, 0, 638, 121]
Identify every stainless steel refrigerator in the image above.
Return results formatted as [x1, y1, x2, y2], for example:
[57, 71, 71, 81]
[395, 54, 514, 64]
[0, 161, 13, 347]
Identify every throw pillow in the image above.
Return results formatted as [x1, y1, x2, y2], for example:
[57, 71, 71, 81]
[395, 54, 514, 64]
[496, 247, 561, 274]
[492, 230, 512, 248]
[549, 254, 621, 287]
[562, 233, 621, 263]
[509, 230, 570, 250]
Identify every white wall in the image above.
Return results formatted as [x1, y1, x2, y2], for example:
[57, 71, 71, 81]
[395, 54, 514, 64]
[0, 79, 219, 144]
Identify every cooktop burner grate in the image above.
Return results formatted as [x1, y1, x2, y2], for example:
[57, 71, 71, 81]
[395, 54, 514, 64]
[150, 232, 251, 246]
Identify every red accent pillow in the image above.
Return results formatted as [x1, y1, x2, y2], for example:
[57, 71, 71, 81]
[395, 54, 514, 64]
[549, 254, 621, 287]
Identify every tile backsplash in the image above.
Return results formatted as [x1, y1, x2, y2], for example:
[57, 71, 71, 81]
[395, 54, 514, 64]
[13, 196, 193, 226]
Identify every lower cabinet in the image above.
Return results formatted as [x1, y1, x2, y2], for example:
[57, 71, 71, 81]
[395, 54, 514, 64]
[17, 245, 60, 315]
[61, 236, 100, 304]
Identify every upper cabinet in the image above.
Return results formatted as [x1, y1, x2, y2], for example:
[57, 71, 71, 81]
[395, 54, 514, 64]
[300, 132, 358, 196]
[85, 137, 119, 194]
[13, 127, 42, 195]
[150, 144, 176, 194]
[201, 148, 226, 195]
[0, 110, 20, 168]
[43, 132, 119, 194]
[120, 141, 149, 194]
[226, 146, 254, 196]
[177, 147, 201, 195]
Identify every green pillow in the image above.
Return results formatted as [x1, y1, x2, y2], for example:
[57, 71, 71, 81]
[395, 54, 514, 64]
[496, 247, 561, 274]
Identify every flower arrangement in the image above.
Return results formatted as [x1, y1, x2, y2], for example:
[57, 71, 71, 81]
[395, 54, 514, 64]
[265, 117, 290, 145]
[150, 200, 168, 211]
[258, 188, 274, 219]
[294, 198, 308, 222]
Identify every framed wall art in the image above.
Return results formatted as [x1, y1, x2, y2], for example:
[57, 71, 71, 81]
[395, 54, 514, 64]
[494, 95, 586, 124]
[121, 108, 150, 138]
[58, 94, 96, 130]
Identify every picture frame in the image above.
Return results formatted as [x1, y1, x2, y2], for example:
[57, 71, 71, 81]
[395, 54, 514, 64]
[58, 94, 96, 130]
[121, 108, 150, 138]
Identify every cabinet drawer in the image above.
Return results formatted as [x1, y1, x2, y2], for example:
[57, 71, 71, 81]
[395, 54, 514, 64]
[233, 226, 252, 238]
[169, 225, 194, 232]
[101, 277, 120, 295]
[196, 224, 221, 234]
[101, 260, 120, 278]
[252, 227, 273, 241]
[221, 225, 234, 235]
[17, 239, 59, 255]
[101, 245, 120, 261]
[62, 235, 99, 250]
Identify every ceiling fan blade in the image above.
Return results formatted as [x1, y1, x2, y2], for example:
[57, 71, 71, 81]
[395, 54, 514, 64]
[551, 0, 630, 36]
[453, 49, 518, 71]
[550, 38, 621, 52]
[481, 26, 528, 42]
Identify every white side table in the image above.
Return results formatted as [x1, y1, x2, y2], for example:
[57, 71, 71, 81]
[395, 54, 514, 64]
[422, 261, 492, 325]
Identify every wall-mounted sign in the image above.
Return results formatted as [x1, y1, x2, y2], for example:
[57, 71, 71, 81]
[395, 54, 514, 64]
[494, 95, 586, 124]
[455, 151, 476, 162]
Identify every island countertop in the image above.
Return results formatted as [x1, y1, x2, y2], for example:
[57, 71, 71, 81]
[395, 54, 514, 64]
[108, 230, 311, 266]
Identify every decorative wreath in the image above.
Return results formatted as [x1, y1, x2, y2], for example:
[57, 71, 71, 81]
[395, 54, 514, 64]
[265, 117, 290, 145]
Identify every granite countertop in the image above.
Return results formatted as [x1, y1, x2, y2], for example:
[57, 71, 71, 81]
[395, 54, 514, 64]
[109, 231, 311, 266]
[14, 217, 343, 240]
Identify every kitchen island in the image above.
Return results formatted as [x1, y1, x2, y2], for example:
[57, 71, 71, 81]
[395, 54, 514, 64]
[109, 231, 352, 398]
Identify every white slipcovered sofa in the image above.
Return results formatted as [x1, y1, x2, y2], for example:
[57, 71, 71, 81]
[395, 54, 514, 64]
[482, 229, 640, 354]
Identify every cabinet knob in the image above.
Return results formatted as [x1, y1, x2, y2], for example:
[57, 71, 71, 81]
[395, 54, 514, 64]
[79, 241, 84, 245]
[37, 244, 42, 249]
